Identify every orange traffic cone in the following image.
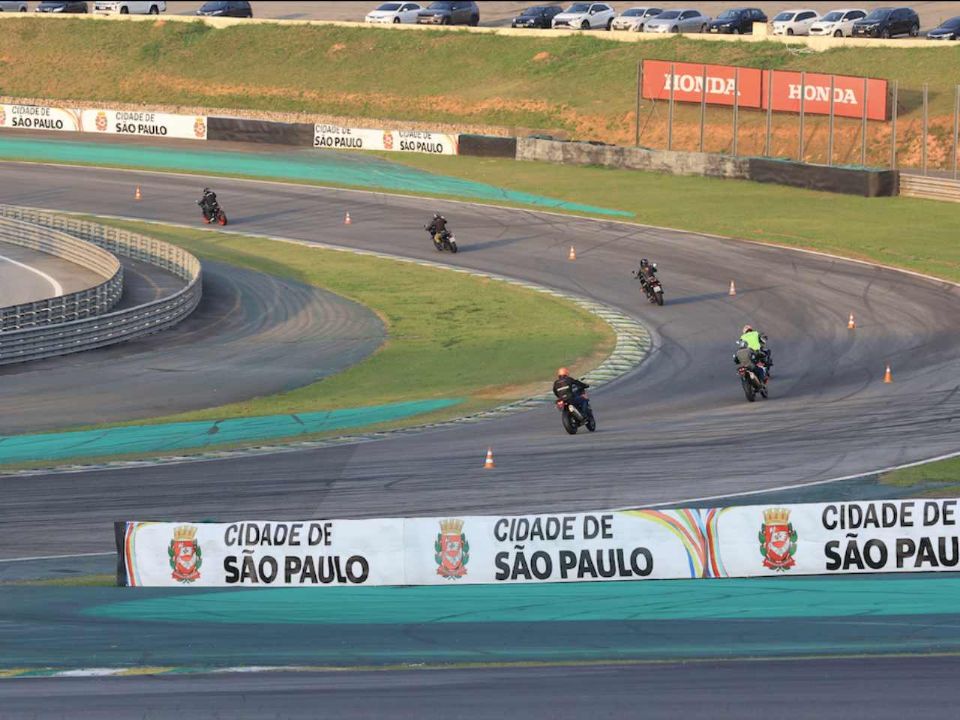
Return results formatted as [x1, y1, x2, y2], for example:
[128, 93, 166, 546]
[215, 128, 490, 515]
[344, 212, 352, 225]
[883, 364, 893, 383]
[483, 447, 495, 469]
[568, 246, 576, 261]
[134, 184, 142, 201]
[728, 280, 736, 296]
[848, 312, 856, 330]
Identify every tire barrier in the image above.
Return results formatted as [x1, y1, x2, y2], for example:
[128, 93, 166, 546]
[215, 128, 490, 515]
[0, 205, 202, 366]
[747, 158, 899, 197]
[0, 216, 122, 331]
[206, 116, 314, 146]
[457, 134, 517, 158]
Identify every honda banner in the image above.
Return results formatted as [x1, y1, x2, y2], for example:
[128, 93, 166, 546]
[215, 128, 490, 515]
[642, 60, 889, 121]
[118, 497, 960, 586]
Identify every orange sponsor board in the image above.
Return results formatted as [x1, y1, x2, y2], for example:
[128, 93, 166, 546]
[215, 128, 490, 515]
[642, 60, 889, 121]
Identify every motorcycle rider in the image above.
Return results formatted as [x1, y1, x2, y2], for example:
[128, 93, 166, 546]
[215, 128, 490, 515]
[426, 212, 449, 242]
[739, 324, 773, 374]
[733, 340, 768, 385]
[553, 367, 591, 416]
[634, 258, 658, 292]
[198, 187, 218, 220]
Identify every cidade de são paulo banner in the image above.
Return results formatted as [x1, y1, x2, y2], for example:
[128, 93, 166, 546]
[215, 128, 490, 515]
[0, 104, 207, 140]
[641, 60, 889, 121]
[313, 124, 458, 155]
[117, 497, 960, 586]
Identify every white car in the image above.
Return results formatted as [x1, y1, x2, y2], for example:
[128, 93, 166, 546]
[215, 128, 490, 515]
[364, 1, 422, 24]
[808, 8, 867, 36]
[610, 6, 663, 32]
[0, 1, 29, 11]
[644, 8, 710, 34]
[93, 0, 165, 13]
[552, 2, 615, 30]
[771, 8, 820, 35]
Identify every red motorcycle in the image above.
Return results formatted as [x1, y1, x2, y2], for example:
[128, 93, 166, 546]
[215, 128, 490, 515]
[198, 198, 228, 226]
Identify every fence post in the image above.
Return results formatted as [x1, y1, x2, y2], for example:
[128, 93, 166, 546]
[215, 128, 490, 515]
[891, 80, 898, 169]
[861, 77, 868, 166]
[828, 75, 835, 166]
[799, 71, 806, 162]
[699, 65, 707, 153]
[922, 83, 928, 176]
[765, 70, 773, 156]
[668, 62, 675, 151]
[732, 67, 739, 156]
[634, 60, 642, 147]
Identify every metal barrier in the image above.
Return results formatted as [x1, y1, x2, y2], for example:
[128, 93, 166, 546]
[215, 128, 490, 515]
[0, 217, 123, 332]
[0, 206, 202, 365]
[899, 174, 960, 203]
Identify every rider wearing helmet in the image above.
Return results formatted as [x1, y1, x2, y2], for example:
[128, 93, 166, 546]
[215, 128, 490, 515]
[736, 325, 772, 380]
[426, 212, 448, 240]
[553, 367, 590, 414]
[198, 187, 218, 220]
[635, 258, 658, 289]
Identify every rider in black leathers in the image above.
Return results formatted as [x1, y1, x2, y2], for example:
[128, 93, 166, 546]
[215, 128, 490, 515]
[426, 212, 449, 241]
[198, 187, 218, 220]
[635, 258, 658, 292]
[553, 367, 590, 415]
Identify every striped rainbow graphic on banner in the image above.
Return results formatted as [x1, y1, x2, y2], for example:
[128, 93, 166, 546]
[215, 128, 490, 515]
[629, 508, 730, 578]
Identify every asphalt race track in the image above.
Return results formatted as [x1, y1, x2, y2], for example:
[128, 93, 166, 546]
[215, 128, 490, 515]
[1, 160, 959, 559]
[0, 240, 103, 306]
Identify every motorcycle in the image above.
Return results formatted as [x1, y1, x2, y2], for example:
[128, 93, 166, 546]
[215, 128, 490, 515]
[427, 226, 458, 253]
[556, 394, 596, 434]
[198, 198, 228, 226]
[633, 269, 664, 306]
[738, 361, 768, 402]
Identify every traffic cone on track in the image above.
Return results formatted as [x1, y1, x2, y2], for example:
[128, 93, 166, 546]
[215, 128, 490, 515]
[483, 447, 495, 469]
[344, 212, 352, 225]
[728, 280, 736, 296]
[883, 364, 893, 383]
[134, 184, 142, 201]
[848, 312, 856, 330]
[568, 246, 576, 261]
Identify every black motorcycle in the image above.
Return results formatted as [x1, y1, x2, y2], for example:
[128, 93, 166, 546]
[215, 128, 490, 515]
[198, 198, 227, 226]
[738, 361, 769, 402]
[426, 226, 458, 253]
[633, 269, 664, 306]
[556, 394, 596, 434]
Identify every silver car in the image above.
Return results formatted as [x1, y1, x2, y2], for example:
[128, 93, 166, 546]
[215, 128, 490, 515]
[644, 8, 710, 33]
[611, 6, 663, 31]
[0, 1, 29, 9]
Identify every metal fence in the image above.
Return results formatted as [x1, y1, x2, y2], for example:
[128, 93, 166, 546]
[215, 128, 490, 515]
[0, 216, 123, 332]
[0, 206, 202, 366]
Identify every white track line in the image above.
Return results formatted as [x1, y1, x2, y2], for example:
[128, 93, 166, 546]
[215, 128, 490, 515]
[0, 551, 112, 563]
[0, 250, 63, 296]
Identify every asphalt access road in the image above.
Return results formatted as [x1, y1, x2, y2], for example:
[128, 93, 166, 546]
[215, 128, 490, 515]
[1, 657, 957, 720]
[0, 239, 103, 306]
[0, 162, 959, 559]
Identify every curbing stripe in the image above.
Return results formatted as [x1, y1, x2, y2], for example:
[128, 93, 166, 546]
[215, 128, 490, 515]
[0, 212, 651, 478]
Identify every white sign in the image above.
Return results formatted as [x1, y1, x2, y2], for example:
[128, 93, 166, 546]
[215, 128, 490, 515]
[0, 104, 82, 132]
[313, 124, 458, 155]
[80, 109, 207, 140]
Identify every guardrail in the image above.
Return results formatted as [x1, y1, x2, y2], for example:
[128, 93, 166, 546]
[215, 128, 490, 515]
[0, 206, 202, 365]
[899, 174, 960, 202]
[0, 216, 122, 331]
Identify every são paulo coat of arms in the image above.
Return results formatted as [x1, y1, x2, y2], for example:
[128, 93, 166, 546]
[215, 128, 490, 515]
[168, 524, 202, 583]
[435, 518, 469, 579]
[759, 508, 798, 571]
[95, 111, 108, 132]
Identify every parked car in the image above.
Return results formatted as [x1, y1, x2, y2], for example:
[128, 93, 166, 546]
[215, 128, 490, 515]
[809, 8, 867, 36]
[610, 7, 662, 32]
[195, 1, 251, 17]
[771, 8, 819, 35]
[93, 1, 164, 13]
[416, 0, 479, 25]
[0, 1, 29, 11]
[851, 7, 920, 37]
[927, 15, 960, 40]
[644, 9, 710, 34]
[365, 2, 421, 24]
[36, 0, 87, 11]
[706, 7, 767, 34]
[552, 2, 615, 30]
[511, 5, 562, 28]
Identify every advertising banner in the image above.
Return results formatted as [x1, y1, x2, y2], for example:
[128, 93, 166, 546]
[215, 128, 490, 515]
[313, 124, 458, 155]
[0, 104, 82, 132]
[118, 498, 960, 587]
[80, 109, 208, 140]
[642, 60, 889, 121]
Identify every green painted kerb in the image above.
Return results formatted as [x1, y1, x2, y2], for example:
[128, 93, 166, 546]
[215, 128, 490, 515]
[0, 398, 460, 463]
[86, 576, 960, 625]
[0, 136, 631, 217]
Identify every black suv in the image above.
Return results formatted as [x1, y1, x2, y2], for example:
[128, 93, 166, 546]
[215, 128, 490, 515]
[416, 0, 479, 25]
[511, 5, 562, 28]
[196, 1, 253, 17]
[851, 7, 920, 38]
[706, 7, 767, 34]
[36, 1, 88, 11]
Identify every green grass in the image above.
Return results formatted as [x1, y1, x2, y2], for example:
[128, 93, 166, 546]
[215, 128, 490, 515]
[4, 574, 113, 587]
[87, 218, 613, 425]
[880, 456, 960, 490]
[0, 17, 958, 144]
[379, 153, 960, 283]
